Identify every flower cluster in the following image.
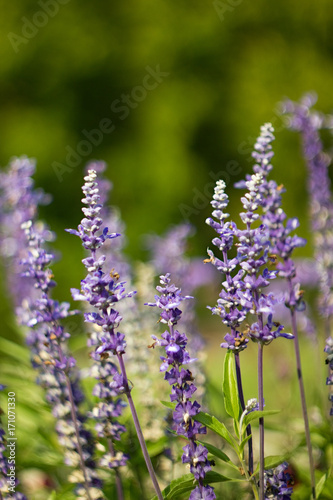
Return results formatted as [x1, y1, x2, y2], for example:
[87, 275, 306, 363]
[264, 462, 293, 499]
[146, 274, 215, 500]
[205, 180, 249, 351]
[239, 124, 306, 282]
[206, 171, 293, 348]
[0, 156, 51, 308]
[67, 169, 135, 471]
[147, 223, 212, 400]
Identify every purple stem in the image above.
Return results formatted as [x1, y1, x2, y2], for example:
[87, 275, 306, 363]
[235, 353, 254, 474]
[117, 354, 163, 500]
[257, 343, 264, 500]
[54, 339, 93, 500]
[108, 439, 124, 500]
[287, 278, 316, 500]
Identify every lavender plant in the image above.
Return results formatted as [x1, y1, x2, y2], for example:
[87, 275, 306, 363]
[20, 220, 103, 500]
[240, 123, 316, 498]
[67, 169, 163, 500]
[282, 95, 333, 423]
[146, 274, 216, 500]
[206, 181, 291, 487]
[0, 103, 333, 499]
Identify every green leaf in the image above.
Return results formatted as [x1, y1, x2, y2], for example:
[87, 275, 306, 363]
[223, 350, 240, 421]
[204, 470, 246, 485]
[253, 455, 289, 474]
[0, 337, 30, 364]
[150, 471, 246, 499]
[46, 492, 57, 500]
[160, 400, 176, 410]
[316, 471, 329, 499]
[193, 411, 239, 451]
[197, 440, 239, 471]
[239, 434, 252, 455]
[150, 473, 196, 500]
[243, 409, 280, 428]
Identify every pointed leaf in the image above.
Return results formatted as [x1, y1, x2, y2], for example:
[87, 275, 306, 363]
[253, 455, 289, 474]
[239, 434, 252, 455]
[150, 473, 195, 500]
[243, 409, 280, 428]
[150, 471, 246, 499]
[193, 411, 239, 451]
[0, 337, 30, 364]
[46, 493, 57, 500]
[223, 350, 240, 421]
[197, 440, 239, 471]
[316, 471, 329, 499]
[204, 470, 246, 485]
[161, 400, 176, 410]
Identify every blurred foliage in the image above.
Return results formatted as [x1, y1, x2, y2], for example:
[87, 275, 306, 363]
[1, 0, 333, 262]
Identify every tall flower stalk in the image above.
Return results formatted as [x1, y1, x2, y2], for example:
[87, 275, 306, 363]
[283, 94, 333, 325]
[235, 172, 293, 500]
[147, 223, 213, 404]
[207, 161, 294, 498]
[146, 274, 216, 500]
[244, 122, 316, 499]
[205, 180, 253, 473]
[67, 169, 163, 500]
[283, 95, 333, 427]
[20, 221, 102, 500]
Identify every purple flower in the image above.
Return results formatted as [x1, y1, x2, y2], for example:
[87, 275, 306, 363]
[147, 274, 215, 498]
[264, 461, 293, 499]
[19, 221, 102, 495]
[0, 156, 51, 308]
[190, 485, 216, 500]
[182, 443, 211, 480]
[282, 95, 333, 319]
[66, 170, 135, 357]
[205, 181, 250, 351]
[67, 169, 134, 470]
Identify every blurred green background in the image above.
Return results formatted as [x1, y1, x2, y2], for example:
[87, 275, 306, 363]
[1, 1, 333, 497]
[1, 0, 333, 270]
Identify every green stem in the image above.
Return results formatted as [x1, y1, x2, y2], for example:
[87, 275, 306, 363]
[258, 343, 264, 500]
[238, 453, 259, 500]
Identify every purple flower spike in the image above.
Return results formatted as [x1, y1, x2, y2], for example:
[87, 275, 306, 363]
[264, 461, 293, 499]
[68, 168, 163, 500]
[67, 169, 134, 471]
[147, 274, 215, 498]
[190, 485, 216, 500]
[205, 180, 250, 351]
[66, 170, 135, 358]
[282, 96, 333, 320]
[19, 220, 103, 498]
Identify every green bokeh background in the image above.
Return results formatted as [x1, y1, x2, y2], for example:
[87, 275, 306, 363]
[1, 1, 333, 497]
[1, 0, 333, 270]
